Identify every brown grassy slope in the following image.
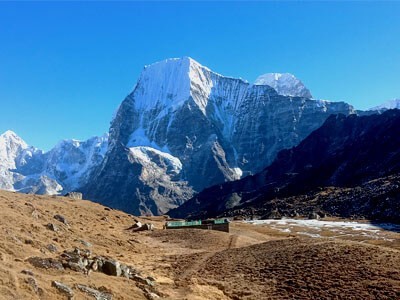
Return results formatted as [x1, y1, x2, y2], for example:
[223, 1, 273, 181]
[0, 189, 399, 300]
[174, 238, 400, 300]
[0, 190, 165, 300]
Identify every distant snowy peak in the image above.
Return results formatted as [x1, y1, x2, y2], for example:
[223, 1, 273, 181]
[254, 73, 313, 98]
[0, 130, 108, 195]
[0, 130, 28, 149]
[0, 130, 29, 169]
[369, 99, 400, 111]
[53, 134, 108, 155]
[44, 134, 108, 191]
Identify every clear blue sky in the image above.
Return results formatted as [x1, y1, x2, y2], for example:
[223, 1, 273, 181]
[1, 1, 399, 150]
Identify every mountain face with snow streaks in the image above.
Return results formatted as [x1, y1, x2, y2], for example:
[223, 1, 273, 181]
[82, 57, 355, 215]
[169, 109, 400, 220]
[0, 58, 357, 215]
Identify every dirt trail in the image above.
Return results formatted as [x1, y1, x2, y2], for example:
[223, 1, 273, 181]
[177, 233, 240, 283]
[177, 251, 216, 283]
[227, 234, 238, 249]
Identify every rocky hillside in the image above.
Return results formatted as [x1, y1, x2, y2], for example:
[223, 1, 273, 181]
[221, 174, 400, 223]
[0, 189, 167, 299]
[82, 57, 354, 215]
[0, 189, 399, 299]
[169, 109, 400, 219]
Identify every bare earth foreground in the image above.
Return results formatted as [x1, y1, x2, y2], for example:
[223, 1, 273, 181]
[0, 190, 399, 299]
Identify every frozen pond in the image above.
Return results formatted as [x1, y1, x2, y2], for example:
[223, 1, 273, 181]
[246, 218, 400, 241]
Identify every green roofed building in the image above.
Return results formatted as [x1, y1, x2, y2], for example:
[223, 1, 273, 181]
[165, 219, 230, 233]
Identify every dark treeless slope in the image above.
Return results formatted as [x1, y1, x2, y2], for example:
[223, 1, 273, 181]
[169, 109, 400, 220]
[221, 173, 400, 223]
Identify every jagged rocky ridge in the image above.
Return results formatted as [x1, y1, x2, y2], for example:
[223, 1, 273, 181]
[169, 109, 400, 220]
[0, 131, 108, 195]
[82, 57, 355, 215]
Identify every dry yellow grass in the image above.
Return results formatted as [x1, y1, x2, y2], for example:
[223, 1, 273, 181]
[0, 189, 399, 299]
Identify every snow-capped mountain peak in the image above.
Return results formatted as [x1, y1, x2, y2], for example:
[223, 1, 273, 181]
[135, 57, 216, 115]
[0, 130, 28, 148]
[0, 58, 355, 216]
[369, 98, 400, 111]
[89, 57, 355, 215]
[254, 72, 313, 98]
[43, 134, 108, 191]
[0, 130, 29, 169]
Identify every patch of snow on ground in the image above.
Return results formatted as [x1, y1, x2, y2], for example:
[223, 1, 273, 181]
[247, 219, 400, 241]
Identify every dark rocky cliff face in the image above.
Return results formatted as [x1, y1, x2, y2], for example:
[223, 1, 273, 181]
[82, 57, 355, 215]
[221, 174, 400, 224]
[169, 109, 400, 219]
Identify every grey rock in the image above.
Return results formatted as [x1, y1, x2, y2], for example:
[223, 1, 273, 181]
[21, 269, 34, 276]
[61, 248, 92, 273]
[64, 192, 83, 200]
[143, 223, 154, 231]
[120, 264, 131, 278]
[132, 274, 154, 286]
[27, 257, 64, 270]
[102, 259, 121, 277]
[46, 243, 58, 253]
[52, 281, 74, 299]
[132, 221, 142, 229]
[46, 223, 59, 232]
[67, 261, 86, 273]
[308, 212, 320, 220]
[93, 257, 104, 272]
[147, 276, 156, 282]
[143, 289, 160, 300]
[78, 239, 92, 247]
[62, 248, 91, 259]
[261, 209, 282, 220]
[130, 222, 154, 232]
[75, 284, 113, 300]
[54, 214, 69, 225]
[24, 277, 41, 294]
